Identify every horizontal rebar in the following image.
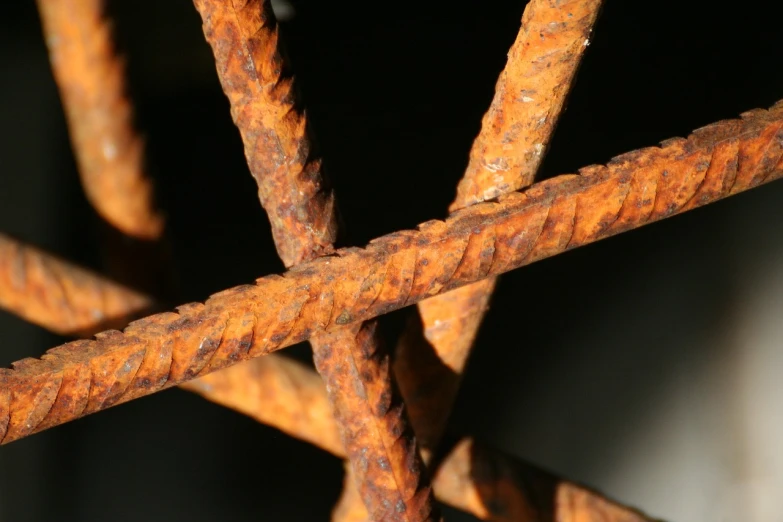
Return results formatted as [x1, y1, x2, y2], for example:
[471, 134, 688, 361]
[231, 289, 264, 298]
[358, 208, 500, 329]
[0, 237, 647, 520]
[192, 0, 437, 518]
[1, 101, 781, 444]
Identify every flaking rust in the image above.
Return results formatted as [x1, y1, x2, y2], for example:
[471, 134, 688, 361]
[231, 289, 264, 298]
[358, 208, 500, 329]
[313, 324, 435, 521]
[192, 0, 336, 268]
[192, 0, 438, 519]
[1, 102, 782, 446]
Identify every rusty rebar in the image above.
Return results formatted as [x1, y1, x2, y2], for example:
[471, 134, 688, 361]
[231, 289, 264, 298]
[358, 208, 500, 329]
[184, 355, 345, 456]
[1, 101, 781, 445]
[185, 357, 653, 521]
[0, 233, 153, 337]
[340, 4, 605, 516]
[36, 0, 173, 297]
[396, 0, 604, 456]
[35, 0, 163, 241]
[192, 0, 336, 268]
[451, 0, 603, 210]
[191, 1, 436, 519]
[0, 242, 644, 521]
[433, 438, 654, 522]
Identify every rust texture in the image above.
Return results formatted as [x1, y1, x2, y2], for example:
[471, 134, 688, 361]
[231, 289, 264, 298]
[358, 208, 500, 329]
[1, 102, 782, 445]
[36, 0, 163, 240]
[185, 356, 654, 521]
[312, 324, 436, 521]
[192, 0, 336, 268]
[0, 236, 650, 522]
[0, 238, 651, 522]
[192, 1, 436, 519]
[451, 0, 603, 210]
[0, 233, 153, 337]
[396, 0, 604, 456]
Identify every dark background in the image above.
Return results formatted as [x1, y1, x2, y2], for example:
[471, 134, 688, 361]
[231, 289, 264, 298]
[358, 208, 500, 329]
[1, 1, 782, 520]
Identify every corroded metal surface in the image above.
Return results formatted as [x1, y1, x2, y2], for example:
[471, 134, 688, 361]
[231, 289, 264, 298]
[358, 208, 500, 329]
[396, 0, 604, 456]
[36, 0, 163, 240]
[451, 0, 603, 210]
[186, 357, 654, 521]
[1, 102, 781, 444]
[0, 233, 153, 337]
[0, 234, 650, 521]
[192, 1, 436, 519]
[192, 0, 336, 268]
[313, 324, 436, 521]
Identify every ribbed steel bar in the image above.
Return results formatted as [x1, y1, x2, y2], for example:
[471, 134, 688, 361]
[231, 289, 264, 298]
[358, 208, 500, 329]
[185, 357, 653, 521]
[35, 0, 163, 240]
[191, 0, 336, 268]
[453, 0, 603, 210]
[0, 233, 153, 336]
[1, 101, 781, 446]
[0, 240, 646, 520]
[339, 3, 605, 517]
[191, 1, 437, 519]
[36, 0, 172, 297]
[396, 0, 604, 456]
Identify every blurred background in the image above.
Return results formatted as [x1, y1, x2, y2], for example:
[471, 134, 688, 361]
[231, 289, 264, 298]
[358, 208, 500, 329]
[1, 1, 782, 520]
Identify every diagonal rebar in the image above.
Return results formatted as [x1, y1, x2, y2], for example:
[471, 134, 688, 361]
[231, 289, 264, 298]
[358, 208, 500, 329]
[0, 236, 649, 520]
[0, 233, 153, 336]
[396, 0, 603, 457]
[340, 2, 604, 517]
[191, 1, 437, 519]
[35, 0, 163, 241]
[0, 101, 781, 446]
[451, 0, 603, 211]
[36, 0, 172, 296]
[185, 356, 655, 521]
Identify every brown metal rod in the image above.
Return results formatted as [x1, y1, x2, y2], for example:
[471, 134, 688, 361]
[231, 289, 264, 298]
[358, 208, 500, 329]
[433, 438, 655, 522]
[0, 239, 644, 521]
[36, 0, 172, 297]
[191, 1, 437, 519]
[451, 0, 603, 210]
[192, 0, 336, 268]
[35, 0, 163, 241]
[397, 0, 604, 456]
[342, 3, 605, 516]
[0, 238, 432, 516]
[184, 357, 654, 521]
[1, 101, 781, 445]
[0, 233, 153, 337]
